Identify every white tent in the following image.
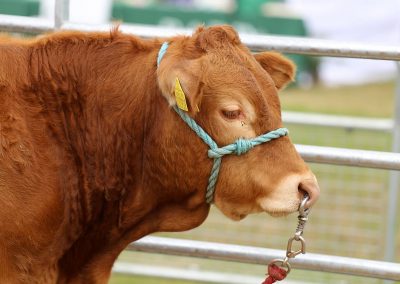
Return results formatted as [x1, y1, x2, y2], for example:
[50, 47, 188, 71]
[287, 0, 400, 86]
[40, 0, 112, 25]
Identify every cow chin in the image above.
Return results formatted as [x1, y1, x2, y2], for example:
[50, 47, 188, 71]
[214, 201, 264, 221]
[226, 211, 248, 221]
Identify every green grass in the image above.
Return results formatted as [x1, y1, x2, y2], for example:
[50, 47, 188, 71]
[110, 275, 208, 284]
[287, 124, 392, 151]
[280, 81, 396, 118]
[110, 81, 398, 284]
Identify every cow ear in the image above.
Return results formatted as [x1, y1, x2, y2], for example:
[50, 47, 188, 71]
[194, 25, 241, 50]
[157, 59, 204, 116]
[254, 52, 296, 90]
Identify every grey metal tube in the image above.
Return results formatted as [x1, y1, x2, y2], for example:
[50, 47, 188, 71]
[128, 237, 400, 281]
[48, 22, 400, 61]
[240, 33, 400, 60]
[54, 0, 69, 29]
[0, 14, 53, 33]
[1, 16, 400, 60]
[282, 111, 393, 132]
[112, 262, 306, 284]
[295, 144, 400, 170]
[384, 62, 400, 262]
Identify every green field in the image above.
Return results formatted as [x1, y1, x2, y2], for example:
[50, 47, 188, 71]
[281, 81, 395, 118]
[110, 275, 202, 284]
[110, 81, 398, 284]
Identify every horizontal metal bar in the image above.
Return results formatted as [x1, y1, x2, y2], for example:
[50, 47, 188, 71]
[113, 262, 306, 284]
[128, 237, 400, 281]
[296, 144, 400, 170]
[240, 33, 400, 60]
[58, 23, 400, 60]
[0, 15, 54, 34]
[283, 111, 393, 132]
[1, 15, 400, 60]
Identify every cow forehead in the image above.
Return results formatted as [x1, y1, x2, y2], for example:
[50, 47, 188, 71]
[204, 47, 276, 91]
[203, 58, 278, 108]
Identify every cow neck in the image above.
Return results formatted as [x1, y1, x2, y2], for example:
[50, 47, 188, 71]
[157, 42, 289, 204]
[28, 35, 154, 227]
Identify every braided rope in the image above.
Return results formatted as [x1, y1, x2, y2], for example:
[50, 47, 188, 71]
[174, 107, 218, 149]
[173, 106, 288, 203]
[208, 128, 288, 158]
[157, 42, 169, 67]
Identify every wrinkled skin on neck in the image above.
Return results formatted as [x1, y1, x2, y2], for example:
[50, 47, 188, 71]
[0, 30, 210, 283]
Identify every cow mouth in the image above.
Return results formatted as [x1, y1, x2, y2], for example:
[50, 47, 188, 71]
[218, 200, 300, 221]
[258, 197, 301, 218]
[267, 209, 297, 218]
[226, 205, 297, 220]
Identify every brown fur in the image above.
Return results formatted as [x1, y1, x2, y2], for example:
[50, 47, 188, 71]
[0, 25, 318, 283]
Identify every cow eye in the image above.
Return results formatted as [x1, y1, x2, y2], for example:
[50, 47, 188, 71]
[222, 109, 242, 120]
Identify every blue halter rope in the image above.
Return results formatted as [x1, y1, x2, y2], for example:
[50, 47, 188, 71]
[157, 42, 289, 204]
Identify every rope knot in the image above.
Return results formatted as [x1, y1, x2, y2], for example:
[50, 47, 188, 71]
[234, 138, 254, 155]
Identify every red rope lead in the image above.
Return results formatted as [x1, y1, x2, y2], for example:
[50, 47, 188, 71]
[262, 264, 288, 284]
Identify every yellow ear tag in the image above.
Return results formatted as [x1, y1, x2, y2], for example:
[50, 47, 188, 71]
[174, 77, 189, 111]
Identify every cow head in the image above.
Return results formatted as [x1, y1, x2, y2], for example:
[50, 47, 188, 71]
[156, 25, 319, 221]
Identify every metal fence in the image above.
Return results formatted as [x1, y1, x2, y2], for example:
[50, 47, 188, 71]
[1, 1, 400, 283]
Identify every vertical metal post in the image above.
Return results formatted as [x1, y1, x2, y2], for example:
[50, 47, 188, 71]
[54, 0, 70, 29]
[384, 62, 400, 263]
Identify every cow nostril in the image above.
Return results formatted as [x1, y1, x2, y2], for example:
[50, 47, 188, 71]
[298, 188, 308, 199]
[298, 179, 320, 208]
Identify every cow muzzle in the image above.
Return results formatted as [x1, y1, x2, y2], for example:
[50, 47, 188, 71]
[258, 173, 320, 217]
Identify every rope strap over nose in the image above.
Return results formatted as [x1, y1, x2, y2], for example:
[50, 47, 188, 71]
[208, 128, 289, 158]
[173, 106, 288, 204]
[235, 138, 254, 155]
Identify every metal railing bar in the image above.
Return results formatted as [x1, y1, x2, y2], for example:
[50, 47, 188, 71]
[54, 0, 69, 29]
[0, 14, 53, 34]
[296, 144, 400, 170]
[1, 15, 400, 60]
[283, 111, 393, 132]
[384, 62, 400, 263]
[128, 236, 400, 281]
[112, 262, 307, 284]
[240, 33, 400, 59]
[59, 22, 400, 60]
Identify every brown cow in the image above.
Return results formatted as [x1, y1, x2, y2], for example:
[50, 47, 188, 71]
[0, 25, 319, 283]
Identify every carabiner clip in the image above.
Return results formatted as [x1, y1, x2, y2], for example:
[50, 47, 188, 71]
[286, 235, 306, 258]
[299, 193, 310, 217]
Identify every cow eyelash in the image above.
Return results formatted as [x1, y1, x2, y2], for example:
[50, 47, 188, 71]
[222, 109, 242, 120]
